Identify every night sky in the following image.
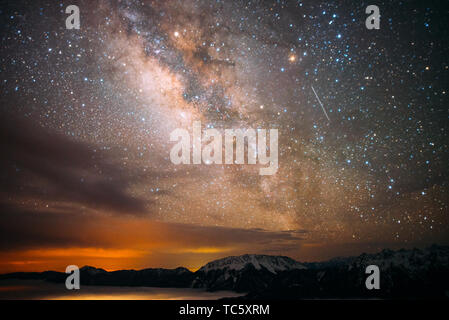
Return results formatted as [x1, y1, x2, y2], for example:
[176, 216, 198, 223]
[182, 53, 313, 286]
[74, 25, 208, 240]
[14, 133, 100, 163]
[1, 0, 448, 272]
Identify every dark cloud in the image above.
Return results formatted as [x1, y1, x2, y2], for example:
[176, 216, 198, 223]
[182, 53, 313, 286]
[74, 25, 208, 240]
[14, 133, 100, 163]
[0, 203, 96, 250]
[0, 201, 306, 253]
[0, 114, 148, 214]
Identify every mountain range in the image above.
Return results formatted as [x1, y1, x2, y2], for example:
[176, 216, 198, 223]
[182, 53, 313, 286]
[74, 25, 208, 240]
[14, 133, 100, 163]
[1, 245, 448, 299]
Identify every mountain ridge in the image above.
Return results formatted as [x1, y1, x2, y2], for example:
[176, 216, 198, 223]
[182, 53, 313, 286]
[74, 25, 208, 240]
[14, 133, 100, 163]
[1, 245, 448, 298]
[198, 254, 306, 274]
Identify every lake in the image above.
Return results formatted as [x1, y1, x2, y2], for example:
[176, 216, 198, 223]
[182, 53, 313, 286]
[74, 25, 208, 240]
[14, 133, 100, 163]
[0, 279, 244, 300]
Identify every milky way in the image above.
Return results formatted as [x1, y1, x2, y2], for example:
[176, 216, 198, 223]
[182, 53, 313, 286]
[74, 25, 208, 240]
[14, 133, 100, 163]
[1, 0, 448, 269]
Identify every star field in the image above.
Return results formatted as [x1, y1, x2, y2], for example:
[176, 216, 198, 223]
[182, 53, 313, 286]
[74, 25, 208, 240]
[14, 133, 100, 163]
[1, 0, 448, 267]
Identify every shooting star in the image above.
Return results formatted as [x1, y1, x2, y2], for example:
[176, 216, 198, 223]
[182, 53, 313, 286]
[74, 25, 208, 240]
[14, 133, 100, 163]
[311, 86, 331, 122]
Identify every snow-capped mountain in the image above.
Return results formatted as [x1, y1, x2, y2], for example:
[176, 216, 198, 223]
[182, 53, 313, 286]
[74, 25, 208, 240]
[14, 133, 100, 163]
[1, 245, 448, 298]
[307, 244, 449, 273]
[192, 254, 306, 292]
[199, 254, 306, 274]
[191, 246, 449, 297]
[249, 245, 449, 299]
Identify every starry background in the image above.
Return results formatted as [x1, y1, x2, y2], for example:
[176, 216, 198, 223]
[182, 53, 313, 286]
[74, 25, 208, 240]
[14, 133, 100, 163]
[0, 0, 448, 272]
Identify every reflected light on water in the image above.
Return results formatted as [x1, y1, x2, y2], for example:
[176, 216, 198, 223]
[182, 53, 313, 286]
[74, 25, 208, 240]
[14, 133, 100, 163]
[0, 280, 244, 300]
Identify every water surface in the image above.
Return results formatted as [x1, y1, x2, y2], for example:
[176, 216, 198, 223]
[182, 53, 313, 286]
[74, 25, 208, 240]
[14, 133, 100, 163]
[0, 279, 243, 300]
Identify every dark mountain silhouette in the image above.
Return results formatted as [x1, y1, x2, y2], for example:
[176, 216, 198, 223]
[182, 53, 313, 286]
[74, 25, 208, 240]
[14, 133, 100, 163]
[247, 245, 449, 299]
[191, 254, 306, 293]
[0, 266, 194, 288]
[1, 245, 448, 299]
